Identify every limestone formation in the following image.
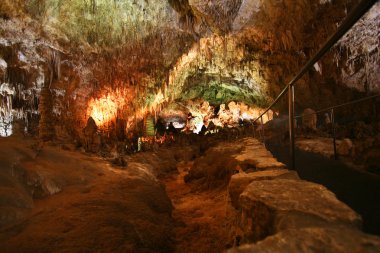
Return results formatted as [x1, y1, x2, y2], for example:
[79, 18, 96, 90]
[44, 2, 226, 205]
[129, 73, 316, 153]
[228, 227, 380, 253]
[0, 58, 6, 81]
[38, 85, 54, 141]
[228, 170, 299, 209]
[83, 117, 98, 152]
[302, 108, 317, 131]
[0, 136, 175, 253]
[296, 137, 336, 158]
[239, 179, 362, 242]
[337, 138, 353, 156]
[233, 138, 287, 171]
[184, 141, 243, 187]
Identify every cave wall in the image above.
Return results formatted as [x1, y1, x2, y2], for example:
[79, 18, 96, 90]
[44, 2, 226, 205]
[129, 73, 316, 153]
[0, 0, 195, 138]
[0, 0, 379, 139]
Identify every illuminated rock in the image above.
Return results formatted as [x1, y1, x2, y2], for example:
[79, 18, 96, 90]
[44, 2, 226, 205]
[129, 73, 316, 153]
[228, 170, 299, 209]
[228, 227, 380, 253]
[233, 138, 286, 171]
[337, 138, 353, 156]
[239, 179, 362, 242]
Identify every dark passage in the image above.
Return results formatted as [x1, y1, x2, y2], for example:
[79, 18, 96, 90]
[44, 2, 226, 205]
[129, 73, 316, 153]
[267, 140, 380, 236]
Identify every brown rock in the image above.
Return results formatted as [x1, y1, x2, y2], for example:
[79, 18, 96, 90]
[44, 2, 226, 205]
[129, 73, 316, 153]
[228, 227, 380, 253]
[24, 169, 62, 198]
[0, 58, 6, 81]
[365, 149, 380, 174]
[185, 141, 243, 187]
[296, 137, 335, 158]
[239, 179, 362, 242]
[234, 139, 286, 171]
[337, 138, 353, 156]
[83, 117, 98, 152]
[302, 108, 317, 130]
[0, 187, 33, 227]
[228, 170, 299, 209]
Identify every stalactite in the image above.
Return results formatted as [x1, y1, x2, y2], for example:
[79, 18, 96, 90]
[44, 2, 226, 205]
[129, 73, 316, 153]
[39, 50, 59, 141]
[0, 83, 15, 137]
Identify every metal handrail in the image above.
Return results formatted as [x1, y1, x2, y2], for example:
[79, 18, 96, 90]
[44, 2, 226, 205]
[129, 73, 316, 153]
[251, 0, 378, 170]
[295, 93, 380, 119]
[295, 93, 380, 160]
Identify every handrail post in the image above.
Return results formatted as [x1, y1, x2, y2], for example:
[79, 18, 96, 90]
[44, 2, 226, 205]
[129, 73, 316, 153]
[288, 84, 296, 170]
[260, 116, 265, 146]
[331, 108, 338, 160]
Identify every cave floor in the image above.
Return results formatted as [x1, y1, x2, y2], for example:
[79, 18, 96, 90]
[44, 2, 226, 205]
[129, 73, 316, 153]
[1, 134, 380, 252]
[0, 135, 235, 252]
[162, 162, 231, 253]
[0, 136, 176, 252]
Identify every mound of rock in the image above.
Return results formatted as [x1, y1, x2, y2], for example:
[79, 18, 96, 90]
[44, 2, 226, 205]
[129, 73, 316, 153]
[0, 136, 175, 253]
[228, 227, 380, 253]
[228, 170, 299, 209]
[226, 137, 380, 253]
[184, 141, 244, 188]
[184, 138, 287, 188]
[239, 179, 362, 242]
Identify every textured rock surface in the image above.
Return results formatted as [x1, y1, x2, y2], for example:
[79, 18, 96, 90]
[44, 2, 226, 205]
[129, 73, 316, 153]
[184, 137, 287, 188]
[296, 137, 337, 158]
[297, 137, 356, 159]
[0, 136, 175, 253]
[337, 3, 380, 93]
[228, 170, 299, 209]
[1, 1, 379, 138]
[228, 227, 380, 253]
[302, 108, 317, 130]
[185, 140, 243, 187]
[337, 138, 353, 156]
[239, 179, 362, 242]
[233, 138, 287, 171]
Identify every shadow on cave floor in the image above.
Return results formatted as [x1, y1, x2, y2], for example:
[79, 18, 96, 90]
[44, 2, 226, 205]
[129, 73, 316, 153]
[266, 139, 380, 236]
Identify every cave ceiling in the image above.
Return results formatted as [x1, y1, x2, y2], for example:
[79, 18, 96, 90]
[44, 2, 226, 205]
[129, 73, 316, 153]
[0, 0, 379, 131]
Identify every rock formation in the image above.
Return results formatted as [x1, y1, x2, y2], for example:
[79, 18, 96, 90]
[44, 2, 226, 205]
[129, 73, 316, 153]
[0, 1, 379, 252]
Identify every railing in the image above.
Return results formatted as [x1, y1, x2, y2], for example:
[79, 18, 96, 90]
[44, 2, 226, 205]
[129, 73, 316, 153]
[252, 0, 379, 170]
[294, 93, 380, 160]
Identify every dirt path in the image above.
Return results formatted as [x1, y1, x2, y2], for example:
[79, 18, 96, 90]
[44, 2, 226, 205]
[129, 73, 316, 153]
[162, 162, 232, 253]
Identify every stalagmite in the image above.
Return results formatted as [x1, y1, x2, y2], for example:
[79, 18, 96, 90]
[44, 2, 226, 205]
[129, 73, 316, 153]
[38, 84, 54, 141]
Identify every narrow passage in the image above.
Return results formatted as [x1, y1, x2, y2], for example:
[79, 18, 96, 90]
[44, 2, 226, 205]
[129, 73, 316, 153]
[162, 162, 231, 253]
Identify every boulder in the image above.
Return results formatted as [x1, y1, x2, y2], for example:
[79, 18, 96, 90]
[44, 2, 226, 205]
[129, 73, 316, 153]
[302, 108, 317, 130]
[184, 141, 243, 187]
[228, 170, 299, 209]
[296, 137, 335, 158]
[239, 179, 362, 242]
[82, 116, 98, 152]
[337, 138, 353, 156]
[228, 227, 380, 253]
[365, 149, 380, 174]
[234, 138, 287, 171]
[24, 169, 62, 198]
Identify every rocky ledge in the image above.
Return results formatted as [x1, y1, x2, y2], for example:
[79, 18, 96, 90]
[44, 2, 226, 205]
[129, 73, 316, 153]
[227, 138, 380, 252]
